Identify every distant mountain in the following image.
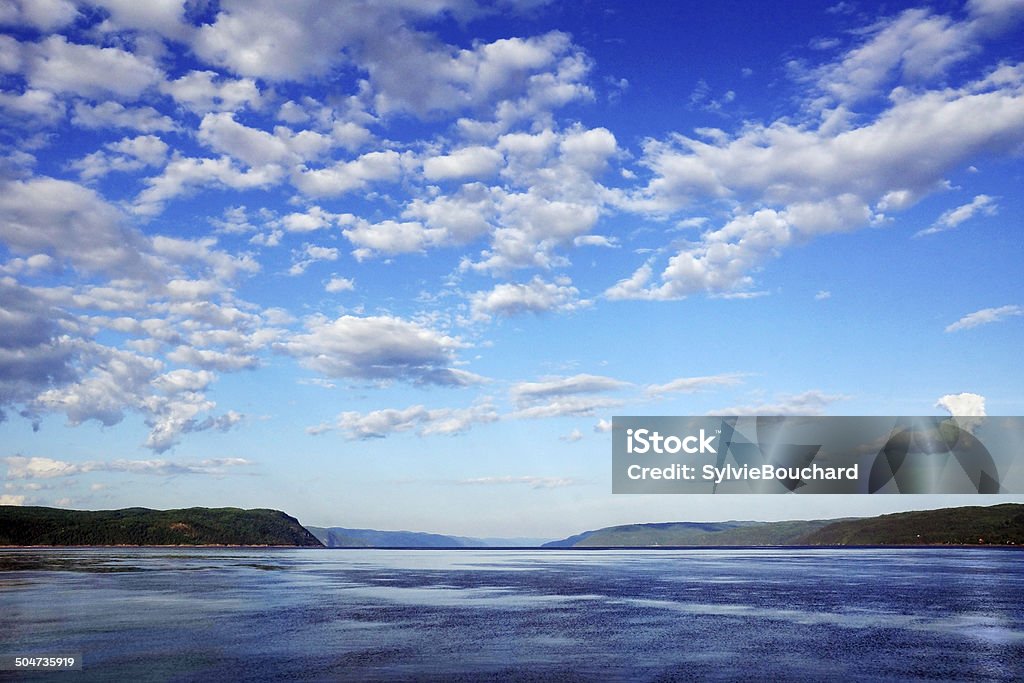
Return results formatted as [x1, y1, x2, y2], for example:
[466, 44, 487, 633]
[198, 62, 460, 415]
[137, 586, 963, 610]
[307, 526, 550, 548]
[0, 506, 324, 547]
[543, 504, 1024, 548]
[542, 520, 836, 548]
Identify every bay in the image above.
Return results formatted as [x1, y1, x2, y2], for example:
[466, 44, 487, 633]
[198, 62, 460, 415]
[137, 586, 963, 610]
[1, 548, 1022, 681]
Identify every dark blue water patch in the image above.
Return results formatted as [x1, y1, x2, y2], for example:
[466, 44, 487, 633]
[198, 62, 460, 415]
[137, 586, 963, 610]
[1, 548, 1022, 681]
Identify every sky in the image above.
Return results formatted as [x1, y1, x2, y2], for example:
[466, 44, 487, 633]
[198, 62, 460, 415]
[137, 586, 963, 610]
[1, 0, 1023, 539]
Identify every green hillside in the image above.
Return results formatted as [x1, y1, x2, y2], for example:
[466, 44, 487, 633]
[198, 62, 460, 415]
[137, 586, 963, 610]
[802, 504, 1024, 546]
[0, 506, 324, 547]
[543, 520, 837, 547]
[544, 504, 1024, 547]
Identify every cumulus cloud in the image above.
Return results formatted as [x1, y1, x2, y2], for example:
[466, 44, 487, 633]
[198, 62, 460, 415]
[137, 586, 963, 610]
[469, 276, 588, 320]
[0, 176, 150, 276]
[29, 345, 245, 453]
[0, 280, 77, 423]
[936, 391, 986, 416]
[197, 112, 332, 168]
[945, 304, 1022, 332]
[613, 61, 1024, 297]
[294, 150, 405, 198]
[811, 2, 1024, 107]
[134, 155, 283, 216]
[288, 244, 338, 276]
[24, 35, 163, 99]
[936, 391, 986, 432]
[423, 146, 504, 181]
[0, 88, 65, 126]
[325, 276, 355, 293]
[70, 135, 169, 181]
[71, 101, 177, 133]
[0, 0, 77, 31]
[277, 314, 479, 386]
[160, 71, 264, 114]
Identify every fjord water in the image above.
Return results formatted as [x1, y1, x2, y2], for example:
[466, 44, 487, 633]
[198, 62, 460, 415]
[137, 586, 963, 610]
[1, 548, 1021, 681]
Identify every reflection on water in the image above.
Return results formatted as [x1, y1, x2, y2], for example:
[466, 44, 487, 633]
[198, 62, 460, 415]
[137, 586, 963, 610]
[1, 548, 1022, 681]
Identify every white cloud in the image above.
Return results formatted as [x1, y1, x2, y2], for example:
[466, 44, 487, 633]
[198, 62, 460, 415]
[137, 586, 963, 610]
[0, 176, 150, 276]
[423, 146, 503, 181]
[161, 71, 263, 114]
[469, 276, 588, 320]
[466, 191, 601, 272]
[288, 244, 338, 276]
[811, 2, 1024, 108]
[70, 135, 168, 181]
[1, 455, 78, 478]
[457, 475, 577, 489]
[936, 391, 987, 433]
[325, 277, 355, 293]
[936, 391, 986, 416]
[0, 494, 26, 505]
[134, 155, 283, 216]
[312, 403, 498, 439]
[511, 373, 629, 405]
[0, 0, 76, 31]
[27, 342, 245, 453]
[25, 35, 163, 99]
[815, 290, 832, 300]
[400, 183, 498, 244]
[646, 373, 744, 397]
[71, 101, 177, 133]
[708, 390, 846, 416]
[0, 88, 65, 126]
[294, 150, 405, 198]
[89, 0, 190, 38]
[278, 314, 478, 386]
[509, 374, 628, 419]
[915, 194, 998, 237]
[281, 206, 337, 233]
[560, 428, 583, 442]
[343, 219, 443, 260]
[594, 418, 612, 433]
[166, 346, 258, 372]
[945, 304, 1022, 332]
[197, 113, 332, 168]
[3, 455, 252, 479]
[615, 61, 1024, 298]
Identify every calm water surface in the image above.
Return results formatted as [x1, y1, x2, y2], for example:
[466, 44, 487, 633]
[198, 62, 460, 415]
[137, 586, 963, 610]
[1, 548, 1022, 681]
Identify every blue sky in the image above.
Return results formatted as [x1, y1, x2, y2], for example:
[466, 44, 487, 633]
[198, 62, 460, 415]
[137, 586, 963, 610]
[1, 0, 1022, 538]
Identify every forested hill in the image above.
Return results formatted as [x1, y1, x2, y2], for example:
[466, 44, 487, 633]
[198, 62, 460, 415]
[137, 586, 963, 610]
[799, 504, 1024, 546]
[0, 506, 324, 547]
[544, 504, 1024, 548]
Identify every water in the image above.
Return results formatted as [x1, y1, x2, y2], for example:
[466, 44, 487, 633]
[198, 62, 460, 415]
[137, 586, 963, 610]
[1, 548, 1022, 681]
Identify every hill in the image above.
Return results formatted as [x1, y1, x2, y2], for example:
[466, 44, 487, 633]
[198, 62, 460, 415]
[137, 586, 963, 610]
[800, 504, 1024, 546]
[0, 506, 324, 547]
[543, 504, 1024, 548]
[542, 520, 836, 548]
[306, 526, 549, 548]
